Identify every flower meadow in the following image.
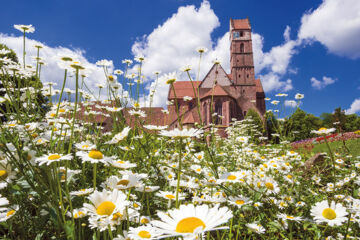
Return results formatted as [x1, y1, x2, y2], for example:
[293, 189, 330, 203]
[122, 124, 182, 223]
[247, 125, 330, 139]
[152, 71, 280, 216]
[0, 25, 359, 240]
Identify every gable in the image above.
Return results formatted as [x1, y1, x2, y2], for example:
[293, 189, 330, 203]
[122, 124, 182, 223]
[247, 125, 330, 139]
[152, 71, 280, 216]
[199, 64, 232, 88]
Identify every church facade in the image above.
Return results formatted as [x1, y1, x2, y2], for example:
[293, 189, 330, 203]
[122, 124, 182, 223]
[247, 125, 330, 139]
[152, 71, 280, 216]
[167, 18, 266, 134]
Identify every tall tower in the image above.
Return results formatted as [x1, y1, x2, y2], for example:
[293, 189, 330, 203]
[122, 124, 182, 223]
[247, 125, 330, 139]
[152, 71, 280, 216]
[230, 18, 255, 86]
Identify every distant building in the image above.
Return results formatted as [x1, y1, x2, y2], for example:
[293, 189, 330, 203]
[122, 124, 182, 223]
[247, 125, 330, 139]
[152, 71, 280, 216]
[167, 18, 265, 135]
[78, 18, 265, 135]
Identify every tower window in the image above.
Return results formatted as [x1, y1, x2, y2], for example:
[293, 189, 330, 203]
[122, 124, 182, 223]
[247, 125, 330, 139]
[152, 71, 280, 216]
[247, 74, 249, 78]
[240, 43, 244, 53]
[233, 32, 240, 39]
[240, 31, 244, 37]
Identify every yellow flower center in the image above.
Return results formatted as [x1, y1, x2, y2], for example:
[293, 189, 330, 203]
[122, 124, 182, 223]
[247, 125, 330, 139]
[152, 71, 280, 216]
[133, 203, 139, 208]
[117, 160, 125, 164]
[74, 211, 84, 219]
[138, 230, 151, 238]
[117, 179, 130, 186]
[48, 154, 61, 160]
[286, 216, 294, 219]
[141, 218, 150, 224]
[235, 200, 245, 205]
[322, 208, 336, 220]
[59, 108, 65, 113]
[265, 182, 274, 190]
[96, 201, 115, 216]
[227, 175, 236, 180]
[0, 170, 8, 180]
[88, 150, 103, 159]
[82, 145, 89, 149]
[165, 194, 175, 199]
[50, 113, 56, 117]
[112, 212, 123, 220]
[287, 175, 292, 179]
[6, 210, 15, 217]
[176, 217, 206, 233]
[318, 127, 327, 131]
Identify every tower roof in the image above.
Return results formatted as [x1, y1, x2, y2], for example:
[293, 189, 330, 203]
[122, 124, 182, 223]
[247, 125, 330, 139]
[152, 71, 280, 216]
[230, 18, 251, 30]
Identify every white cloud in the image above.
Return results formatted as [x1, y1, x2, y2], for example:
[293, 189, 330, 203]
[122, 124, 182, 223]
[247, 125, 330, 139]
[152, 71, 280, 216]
[0, 33, 111, 100]
[298, 0, 360, 59]
[310, 76, 336, 89]
[253, 26, 299, 92]
[345, 98, 360, 114]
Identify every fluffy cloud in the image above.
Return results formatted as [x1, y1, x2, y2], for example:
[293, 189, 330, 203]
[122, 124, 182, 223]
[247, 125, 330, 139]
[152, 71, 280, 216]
[0, 33, 111, 100]
[298, 0, 360, 59]
[253, 27, 299, 92]
[310, 76, 336, 89]
[345, 98, 360, 114]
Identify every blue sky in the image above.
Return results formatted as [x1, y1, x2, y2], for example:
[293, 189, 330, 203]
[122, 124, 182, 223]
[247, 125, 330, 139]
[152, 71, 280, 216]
[1, 0, 360, 116]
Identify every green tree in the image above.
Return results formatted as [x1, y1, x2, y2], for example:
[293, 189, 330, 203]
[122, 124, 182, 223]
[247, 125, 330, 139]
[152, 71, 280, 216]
[286, 108, 322, 141]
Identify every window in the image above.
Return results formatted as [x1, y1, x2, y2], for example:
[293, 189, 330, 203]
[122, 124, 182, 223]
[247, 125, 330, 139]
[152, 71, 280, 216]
[215, 101, 222, 125]
[240, 43, 244, 53]
[240, 31, 244, 37]
[233, 31, 240, 39]
[188, 101, 193, 109]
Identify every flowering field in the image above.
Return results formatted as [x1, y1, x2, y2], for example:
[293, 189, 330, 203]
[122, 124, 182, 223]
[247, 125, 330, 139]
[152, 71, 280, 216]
[0, 25, 360, 240]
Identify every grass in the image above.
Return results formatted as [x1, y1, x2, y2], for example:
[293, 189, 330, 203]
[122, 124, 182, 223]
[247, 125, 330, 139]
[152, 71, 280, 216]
[311, 138, 360, 156]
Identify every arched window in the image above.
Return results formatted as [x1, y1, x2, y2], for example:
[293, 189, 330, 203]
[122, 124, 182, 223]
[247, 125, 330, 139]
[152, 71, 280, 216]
[203, 102, 208, 125]
[215, 101, 222, 125]
[240, 43, 244, 53]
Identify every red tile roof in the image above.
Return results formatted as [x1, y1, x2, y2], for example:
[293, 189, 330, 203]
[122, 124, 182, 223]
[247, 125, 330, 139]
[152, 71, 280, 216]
[231, 18, 251, 29]
[168, 81, 201, 99]
[201, 85, 229, 99]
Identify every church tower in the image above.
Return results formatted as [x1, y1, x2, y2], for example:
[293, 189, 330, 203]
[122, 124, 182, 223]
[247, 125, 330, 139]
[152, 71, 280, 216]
[230, 18, 255, 86]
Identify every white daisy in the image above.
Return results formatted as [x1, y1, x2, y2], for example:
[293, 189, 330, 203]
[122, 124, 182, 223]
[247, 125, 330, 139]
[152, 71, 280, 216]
[74, 142, 96, 151]
[70, 188, 94, 196]
[128, 226, 161, 240]
[310, 200, 348, 226]
[109, 160, 136, 169]
[83, 189, 129, 220]
[152, 204, 232, 239]
[76, 150, 112, 164]
[35, 153, 72, 166]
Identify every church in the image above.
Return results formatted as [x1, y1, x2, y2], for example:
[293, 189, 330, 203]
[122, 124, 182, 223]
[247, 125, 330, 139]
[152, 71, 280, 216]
[166, 18, 266, 135]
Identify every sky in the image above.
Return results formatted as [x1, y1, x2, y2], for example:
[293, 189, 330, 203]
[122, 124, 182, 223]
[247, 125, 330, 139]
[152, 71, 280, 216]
[1, 0, 360, 116]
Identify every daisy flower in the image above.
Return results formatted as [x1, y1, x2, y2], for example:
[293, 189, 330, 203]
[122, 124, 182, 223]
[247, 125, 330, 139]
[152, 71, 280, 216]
[0, 205, 19, 222]
[67, 208, 87, 219]
[151, 204, 232, 239]
[246, 222, 266, 234]
[76, 150, 112, 164]
[110, 160, 136, 169]
[156, 191, 185, 201]
[128, 226, 161, 240]
[83, 189, 129, 220]
[70, 188, 94, 197]
[311, 127, 336, 135]
[35, 153, 72, 166]
[310, 200, 348, 226]
[277, 213, 303, 223]
[14, 24, 35, 33]
[228, 195, 252, 208]
[74, 142, 96, 151]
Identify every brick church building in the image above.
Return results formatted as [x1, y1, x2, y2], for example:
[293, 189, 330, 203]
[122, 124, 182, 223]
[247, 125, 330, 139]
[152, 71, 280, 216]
[76, 18, 265, 134]
[167, 18, 266, 134]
